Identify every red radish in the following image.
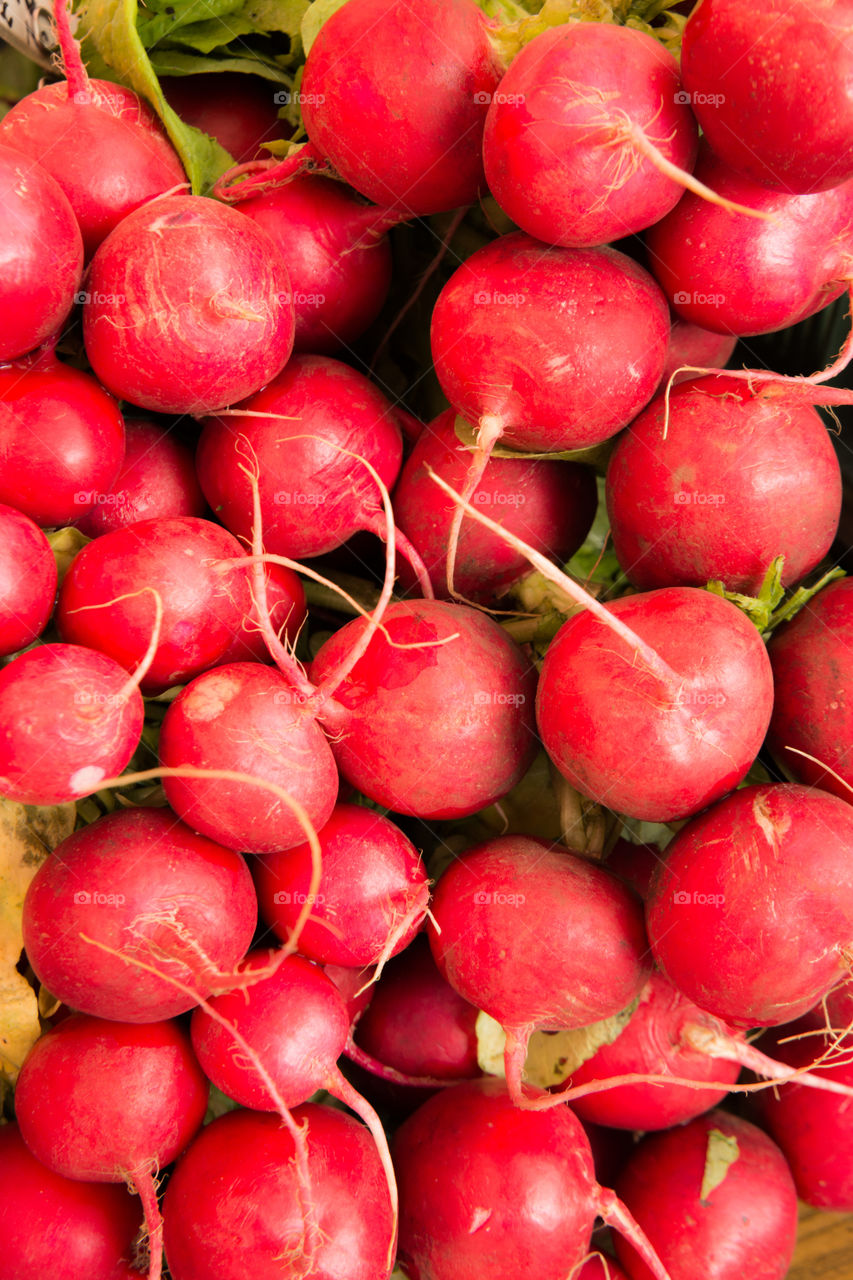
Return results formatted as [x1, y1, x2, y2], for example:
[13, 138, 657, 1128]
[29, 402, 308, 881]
[644, 145, 853, 335]
[392, 408, 597, 602]
[0, 0, 185, 258]
[394, 1077, 672, 1280]
[751, 1020, 853, 1211]
[217, 560, 307, 665]
[352, 934, 481, 1082]
[300, 0, 503, 215]
[158, 662, 339, 854]
[15, 1014, 209, 1280]
[613, 1110, 798, 1280]
[196, 353, 408, 561]
[326, 962, 376, 1027]
[162, 1104, 395, 1280]
[657, 315, 736, 390]
[57, 516, 256, 694]
[646, 783, 853, 1027]
[0, 643, 143, 803]
[605, 374, 842, 593]
[577, 1258, 630, 1280]
[765, 577, 853, 800]
[22, 806, 257, 1023]
[681, 0, 853, 194]
[483, 24, 698, 248]
[253, 802, 429, 968]
[0, 1122, 142, 1280]
[308, 599, 538, 819]
[605, 839, 663, 902]
[82, 194, 295, 414]
[235, 175, 398, 352]
[536, 586, 774, 821]
[0, 347, 125, 528]
[160, 72, 288, 166]
[428, 836, 651, 1100]
[0, 143, 83, 360]
[0, 503, 57, 656]
[75, 420, 206, 537]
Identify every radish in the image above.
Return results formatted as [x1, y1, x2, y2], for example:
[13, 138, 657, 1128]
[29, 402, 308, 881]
[82, 195, 295, 415]
[646, 783, 853, 1027]
[605, 374, 842, 593]
[22, 806, 257, 1023]
[56, 516, 258, 694]
[644, 144, 853, 335]
[751, 1019, 853, 1211]
[162, 1104, 395, 1280]
[0, 347, 125, 528]
[656, 315, 736, 391]
[158, 662, 339, 854]
[253, 802, 430, 968]
[15, 1014, 210, 1280]
[428, 835, 651, 1101]
[605, 838, 663, 902]
[0, 502, 57, 656]
[234, 175, 399, 353]
[392, 407, 597, 602]
[0, 143, 83, 360]
[482, 24, 698, 248]
[394, 1076, 673, 1280]
[577, 1259, 630, 1280]
[766, 577, 853, 799]
[0, 643, 143, 804]
[300, 0, 503, 215]
[0, 1122, 142, 1280]
[217, 561, 307, 666]
[160, 72, 287, 166]
[613, 1110, 798, 1280]
[0, 0, 185, 258]
[75, 420, 206, 538]
[308, 599, 538, 819]
[681, 0, 853, 194]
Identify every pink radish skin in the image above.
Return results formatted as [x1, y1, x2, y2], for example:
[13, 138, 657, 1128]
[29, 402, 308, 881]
[217, 560, 307, 666]
[253, 802, 430, 968]
[57, 516, 257, 694]
[657, 316, 736, 391]
[0, 144, 83, 360]
[681, 0, 853, 194]
[751, 1021, 853, 1211]
[431, 232, 670, 453]
[483, 24, 698, 248]
[160, 73, 288, 166]
[236, 175, 397, 352]
[393, 408, 597, 602]
[83, 195, 295, 415]
[605, 375, 842, 593]
[536, 586, 774, 821]
[577, 1259, 631, 1280]
[309, 599, 538, 819]
[22, 806, 257, 1023]
[300, 0, 503, 216]
[765, 578, 853, 800]
[158, 663, 338, 855]
[0, 503, 57, 656]
[647, 783, 853, 1027]
[325, 963, 376, 1027]
[75, 420, 206, 538]
[644, 145, 853, 335]
[605, 839, 663, 902]
[196, 354, 404, 560]
[613, 1110, 798, 1280]
[394, 1077, 672, 1280]
[0, 1122, 142, 1280]
[0, 348, 125, 528]
[162, 1104, 395, 1280]
[0, 643, 143, 803]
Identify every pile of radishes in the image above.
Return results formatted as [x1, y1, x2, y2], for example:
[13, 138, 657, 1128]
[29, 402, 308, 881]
[2, 0, 853, 1276]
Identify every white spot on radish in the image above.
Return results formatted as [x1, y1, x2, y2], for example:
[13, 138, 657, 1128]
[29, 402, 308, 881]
[468, 1207, 492, 1233]
[70, 765, 106, 793]
[753, 794, 791, 856]
[184, 670, 242, 722]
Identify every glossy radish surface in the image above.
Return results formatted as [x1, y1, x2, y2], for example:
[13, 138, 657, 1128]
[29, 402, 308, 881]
[0, 503, 57, 656]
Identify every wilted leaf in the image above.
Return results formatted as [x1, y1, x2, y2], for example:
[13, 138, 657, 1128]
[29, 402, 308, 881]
[477, 999, 639, 1088]
[700, 1128, 740, 1202]
[46, 526, 90, 586]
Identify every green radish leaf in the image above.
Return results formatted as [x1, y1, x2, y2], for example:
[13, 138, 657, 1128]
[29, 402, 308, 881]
[453, 414, 617, 469]
[136, 0, 241, 50]
[301, 0, 351, 55]
[148, 50, 292, 80]
[706, 559, 846, 635]
[700, 1129, 740, 1202]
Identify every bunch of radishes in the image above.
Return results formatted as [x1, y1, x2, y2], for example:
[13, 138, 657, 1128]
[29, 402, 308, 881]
[1, 0, 853, 1277]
